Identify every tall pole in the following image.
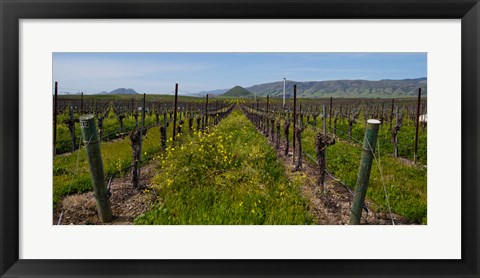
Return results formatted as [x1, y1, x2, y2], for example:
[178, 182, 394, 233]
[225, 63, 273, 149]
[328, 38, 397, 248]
[293, 84, 297, 162]
[205, 94, 209, 129]
[80, 92, 84, 114]
[390, 98, 395, 130]
[79, 115, 113, 223]
[139, 93, 146, 156]
[283, 78, 286, 108]
[134, 93, 146, 187]
[266, 95, 269, 115]
[173, 83, 179, 140]
[329, 97, 333, 130]
[53, 81, 58, 157]
[349, 119, 380, 225]
[323, 105, 327, 135]
[414, 88, 421, 163]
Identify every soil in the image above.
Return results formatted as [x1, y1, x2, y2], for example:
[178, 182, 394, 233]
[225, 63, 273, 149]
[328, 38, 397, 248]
[53, 163, 158, 225]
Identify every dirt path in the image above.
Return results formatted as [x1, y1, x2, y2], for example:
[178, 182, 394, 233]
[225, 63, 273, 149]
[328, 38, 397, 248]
[53, 163, 158, 225]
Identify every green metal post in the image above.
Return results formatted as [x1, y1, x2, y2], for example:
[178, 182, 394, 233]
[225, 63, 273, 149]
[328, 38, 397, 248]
[349, 119, 380, 225]
[79, 115, 113, 223]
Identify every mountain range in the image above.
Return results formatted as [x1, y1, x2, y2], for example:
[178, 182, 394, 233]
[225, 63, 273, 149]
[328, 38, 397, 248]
[202, 78, 427, 98]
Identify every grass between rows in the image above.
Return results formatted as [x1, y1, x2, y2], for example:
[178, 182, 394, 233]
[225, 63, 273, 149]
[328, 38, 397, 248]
[300, 126, 427, 224]
[53, 118, 178, 209]
[264, 112, 427, 224]
[134, 110, 314, 225]
[55, 108, 159, 154]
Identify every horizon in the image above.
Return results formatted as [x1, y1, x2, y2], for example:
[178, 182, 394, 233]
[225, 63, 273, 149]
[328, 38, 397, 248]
[53, 53, 427, 95]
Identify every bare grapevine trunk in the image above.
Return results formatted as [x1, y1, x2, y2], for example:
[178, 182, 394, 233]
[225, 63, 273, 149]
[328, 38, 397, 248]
[160, 125, 166, 150]
[295, 126, 304, 171]
[130, 128, 146, 189]
[315, 133, 335, 191]
[284, 121, 290, 156]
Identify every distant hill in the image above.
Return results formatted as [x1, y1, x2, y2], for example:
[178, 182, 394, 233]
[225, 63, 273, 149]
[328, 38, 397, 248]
[98, 88, 139, 95]
[221, 86, 254, 98]
[245, 78, 427, 98]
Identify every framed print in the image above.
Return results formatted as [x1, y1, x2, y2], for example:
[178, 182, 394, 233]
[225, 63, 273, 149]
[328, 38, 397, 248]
[1, 0, 479, 277]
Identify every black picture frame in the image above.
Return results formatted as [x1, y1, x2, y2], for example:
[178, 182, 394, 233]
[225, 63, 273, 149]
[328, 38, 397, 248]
[1, 0, 479, 277]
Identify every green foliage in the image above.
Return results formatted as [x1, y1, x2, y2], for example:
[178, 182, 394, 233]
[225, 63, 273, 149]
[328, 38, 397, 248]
[134, 111, 314, 225]
[300, 124, 427, 224]
[54, 112, 158, 154]
[53, 117, 175, 208]
[220, 86, 254, 98]
[332, 117, 427, 165]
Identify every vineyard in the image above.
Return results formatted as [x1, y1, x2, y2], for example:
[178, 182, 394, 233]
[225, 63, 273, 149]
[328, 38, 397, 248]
[53, 84, 427, 225]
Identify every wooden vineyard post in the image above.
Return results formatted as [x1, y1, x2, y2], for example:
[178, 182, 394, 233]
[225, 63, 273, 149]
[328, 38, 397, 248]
[173, 84, 179, 141]
[118, 114, 125, 134]
[293, 84, 297, 163]
[414, 88, 421, 163]
[276, 120, 280, 150]
[79, 115, 113, 223]
[315, 133, 335, 192]
[53, 81, 58, 156]
[349, 119, 380, 225]
[389, 98, 395, 131]
[266, 95, 270, 137]
[80, 92, 84, 115]
[136, 93, 145, 182]
[323, 104, 327, 135]
[329, 97, 333, 130]
[205, 94, 209, 130]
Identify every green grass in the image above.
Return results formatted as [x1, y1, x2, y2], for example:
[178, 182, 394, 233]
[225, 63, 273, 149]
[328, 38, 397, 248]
[55, 108, 159, 154]
[134, 110, 314, 225]
[331, 117, 427, 165]
[53, 117, 179, 208]
[300, 126, 427, 224]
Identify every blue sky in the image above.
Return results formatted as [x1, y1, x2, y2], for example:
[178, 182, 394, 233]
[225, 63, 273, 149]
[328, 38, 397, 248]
[53, 53, 427, 95]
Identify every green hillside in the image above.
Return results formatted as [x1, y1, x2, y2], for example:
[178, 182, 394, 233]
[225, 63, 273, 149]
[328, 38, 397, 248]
[246, 78, 427, 98]
[221, 86, 254, 98]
